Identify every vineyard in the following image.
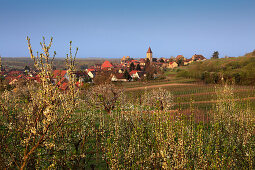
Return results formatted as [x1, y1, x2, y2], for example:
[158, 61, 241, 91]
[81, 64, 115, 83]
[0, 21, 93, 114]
[126, 83, 255, 111]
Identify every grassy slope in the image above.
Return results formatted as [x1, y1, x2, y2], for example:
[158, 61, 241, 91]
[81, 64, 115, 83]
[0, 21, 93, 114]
[176, 50, 255, 85]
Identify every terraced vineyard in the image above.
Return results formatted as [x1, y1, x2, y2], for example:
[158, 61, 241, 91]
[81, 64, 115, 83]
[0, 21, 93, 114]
[125, 83, 255, 112]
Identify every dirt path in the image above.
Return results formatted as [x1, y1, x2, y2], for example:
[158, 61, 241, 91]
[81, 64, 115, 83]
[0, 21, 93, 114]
[125, 83, 197, 91]
[173, 96, 255, 105]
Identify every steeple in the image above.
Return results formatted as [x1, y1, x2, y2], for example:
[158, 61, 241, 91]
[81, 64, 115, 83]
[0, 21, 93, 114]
[0, 56, 2, 73]
[146, 46, 153, 62]
[147, 46, 152, 53]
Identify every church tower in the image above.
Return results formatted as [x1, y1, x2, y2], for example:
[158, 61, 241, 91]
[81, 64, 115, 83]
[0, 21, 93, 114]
[146, 46, 153, 62]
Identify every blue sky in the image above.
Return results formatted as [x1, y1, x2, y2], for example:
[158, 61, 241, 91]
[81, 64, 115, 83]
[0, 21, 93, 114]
[0, 0, 255, 59]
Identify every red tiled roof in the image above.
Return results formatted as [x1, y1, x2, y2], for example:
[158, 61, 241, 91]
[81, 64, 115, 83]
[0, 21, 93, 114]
[4, 76, 16, 83]
[8, 71, 23, 75]
[131, 60, 138, 63]
[53, 70, 67, 79]
[87, 69, 95, 72]
[129, 70, 138, 75]
[57, 77, 67, 86]
[139, 59, 146, 62]
[101, 61, 113, 69]
[76, 81, 83, 87]
[26, 77, 35, 80]
[59, 82, 68, 90]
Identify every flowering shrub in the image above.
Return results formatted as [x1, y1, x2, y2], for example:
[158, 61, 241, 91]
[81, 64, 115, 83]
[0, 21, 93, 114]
[143, 88, 173, 111]
[0, 37, 79, 169]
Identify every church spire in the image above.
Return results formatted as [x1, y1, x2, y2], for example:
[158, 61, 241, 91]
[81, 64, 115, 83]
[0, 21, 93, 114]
[147, 46, 152, 53]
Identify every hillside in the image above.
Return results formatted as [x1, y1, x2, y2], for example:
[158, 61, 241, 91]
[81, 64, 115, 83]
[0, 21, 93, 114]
[177, 50, 255, 85]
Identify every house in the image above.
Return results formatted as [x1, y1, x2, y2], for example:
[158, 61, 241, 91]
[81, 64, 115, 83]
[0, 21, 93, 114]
[74, 71, 89, 82]
[5, 76, 18, 85]
[75, 81, 84, 88]
[35, 74, 41, 83]
[184, 59, 193, 66]
[121, 56, 131, 64]
[168, 62, 178, 69]
[111, 73, 128, 82]
[59, 82, 69, 91]
[53, 70, 69, 82]
[159, 57, 167, 62]
[139, 59, 146, 66]
[129, 70, 145, 80]
[101, 61, 114, 70]
[118, 69, 124, 73]
[192, 54, 206, 61]
[86, 69, 96, 79]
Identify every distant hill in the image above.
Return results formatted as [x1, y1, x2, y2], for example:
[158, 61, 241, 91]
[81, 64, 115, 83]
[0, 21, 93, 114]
[177, 50, 255, 85]
[1, 57, 120, 70]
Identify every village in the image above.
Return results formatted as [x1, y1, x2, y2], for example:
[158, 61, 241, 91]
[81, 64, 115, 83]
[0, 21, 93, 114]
[0, 47, 206, 90]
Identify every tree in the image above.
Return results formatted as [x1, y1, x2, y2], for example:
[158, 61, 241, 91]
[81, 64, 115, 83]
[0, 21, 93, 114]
[123, 70, 131, 80]
[93, 71, 111, 84]
[159, 58, 164, 63]
[143, 88, 173, 111]
[212, 51, 219, 59]
[177, 58, 184, 66]
[129, 62, 135, 71]
[24, 65, 30, 72]
[144, 58, 150, 71]
[144, 64, 157, 81]
[252, 50, 255, 56]
[86, 83, 123, 114]
[136, 64, 141, 71]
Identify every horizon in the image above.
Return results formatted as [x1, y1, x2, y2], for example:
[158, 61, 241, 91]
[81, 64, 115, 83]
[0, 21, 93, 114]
[0, 0, 255, 59]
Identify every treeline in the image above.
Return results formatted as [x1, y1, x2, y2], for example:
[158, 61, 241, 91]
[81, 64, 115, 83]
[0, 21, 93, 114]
[177, 50, 255, 85]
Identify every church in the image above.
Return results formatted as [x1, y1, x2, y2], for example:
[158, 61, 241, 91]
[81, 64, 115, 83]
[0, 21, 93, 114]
[146, 46, 153, 62]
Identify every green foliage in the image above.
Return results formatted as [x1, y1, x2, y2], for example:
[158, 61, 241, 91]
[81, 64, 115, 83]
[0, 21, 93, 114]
[136, 63, 141, 71]
[211, 51, 219, 59]
[123, 69, 131, 80]
[129, 62, 135, 71]
[177, 50, 255, 85]
[177, 58, 184, 66]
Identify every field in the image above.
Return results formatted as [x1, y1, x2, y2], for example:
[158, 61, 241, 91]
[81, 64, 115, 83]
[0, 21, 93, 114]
[1, 58, 255, 169]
